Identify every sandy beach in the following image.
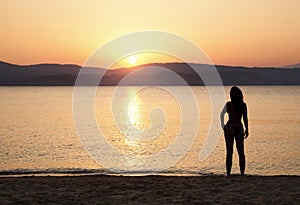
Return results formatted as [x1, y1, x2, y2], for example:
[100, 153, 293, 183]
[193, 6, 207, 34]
[0, 175, 299, 204]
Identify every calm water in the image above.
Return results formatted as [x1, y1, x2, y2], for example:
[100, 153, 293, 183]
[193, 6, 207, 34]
[0, 86, 299, 176]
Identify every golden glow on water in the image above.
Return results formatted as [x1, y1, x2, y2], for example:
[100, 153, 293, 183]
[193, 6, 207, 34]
[0, 86, 299, 175]
[127, 90, 144, 129]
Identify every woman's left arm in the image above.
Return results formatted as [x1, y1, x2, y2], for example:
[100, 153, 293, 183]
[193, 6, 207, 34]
[220, 103, 227, 129]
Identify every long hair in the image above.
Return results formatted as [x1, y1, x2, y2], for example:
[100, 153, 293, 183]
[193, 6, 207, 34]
[230, 86, 244, 108]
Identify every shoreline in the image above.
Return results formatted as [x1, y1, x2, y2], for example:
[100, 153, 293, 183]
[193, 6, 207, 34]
[0, 175, 299, 204]
[0, 172, 299, 177]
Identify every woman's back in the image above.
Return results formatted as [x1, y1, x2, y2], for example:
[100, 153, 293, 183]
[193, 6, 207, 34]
[226, 101, 246, 127]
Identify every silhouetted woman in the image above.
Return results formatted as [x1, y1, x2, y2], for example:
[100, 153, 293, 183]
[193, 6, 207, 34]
[220, 86, 249, 176]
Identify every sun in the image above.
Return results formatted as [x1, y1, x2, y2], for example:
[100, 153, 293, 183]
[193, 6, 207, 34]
[128, 56, 137, 65]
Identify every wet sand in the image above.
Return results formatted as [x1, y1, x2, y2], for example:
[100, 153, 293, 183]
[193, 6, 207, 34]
[0, 175, 299, 204]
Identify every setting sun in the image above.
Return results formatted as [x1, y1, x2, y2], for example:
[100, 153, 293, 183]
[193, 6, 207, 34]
[128, 56, 137, 65]
[110, 52, 181, 69]
[1, 1, 300, 67]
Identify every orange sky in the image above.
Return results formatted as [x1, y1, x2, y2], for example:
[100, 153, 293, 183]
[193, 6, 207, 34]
[1, 0, 299, 67]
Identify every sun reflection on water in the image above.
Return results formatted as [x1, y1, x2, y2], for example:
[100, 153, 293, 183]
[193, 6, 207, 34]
[127, 90, 144, 130]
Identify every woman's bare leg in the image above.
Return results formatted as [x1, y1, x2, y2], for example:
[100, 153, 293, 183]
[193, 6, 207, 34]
[224, 126, 234, 176]
[236, 130, 245, 176]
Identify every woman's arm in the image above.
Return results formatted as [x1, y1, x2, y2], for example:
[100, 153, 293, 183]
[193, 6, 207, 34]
[243, 103, 249, 138]
[220, 103, 227, 129]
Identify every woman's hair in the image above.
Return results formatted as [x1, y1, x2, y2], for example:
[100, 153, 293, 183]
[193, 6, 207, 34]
[230, 86, 244, 108]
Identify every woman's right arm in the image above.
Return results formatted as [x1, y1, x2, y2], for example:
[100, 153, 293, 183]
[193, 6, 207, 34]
[243, 103, 249, 138]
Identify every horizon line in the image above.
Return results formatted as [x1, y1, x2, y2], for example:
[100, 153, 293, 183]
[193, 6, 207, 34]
[1, 60, 299, 69]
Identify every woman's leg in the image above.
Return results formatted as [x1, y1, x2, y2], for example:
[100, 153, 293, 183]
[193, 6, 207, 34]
[235, 129, 245, 176]
[224, 125, 234, 176]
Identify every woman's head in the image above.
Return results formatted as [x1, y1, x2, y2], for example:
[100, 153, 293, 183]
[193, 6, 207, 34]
[230, 86, 243, 106]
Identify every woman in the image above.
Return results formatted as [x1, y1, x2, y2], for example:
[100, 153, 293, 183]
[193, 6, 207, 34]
[220, 86, 249, 176]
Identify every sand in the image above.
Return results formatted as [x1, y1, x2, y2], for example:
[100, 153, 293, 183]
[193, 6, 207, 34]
[0, 175, 299, 204]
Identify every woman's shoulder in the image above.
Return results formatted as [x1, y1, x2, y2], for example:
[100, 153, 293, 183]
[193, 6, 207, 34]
[226, 101, 232, 110]
[227, 101, 247, 109]
[226, 101, 234, 107]
[227, 101, 246, 105]
[243, 102, 247, 110]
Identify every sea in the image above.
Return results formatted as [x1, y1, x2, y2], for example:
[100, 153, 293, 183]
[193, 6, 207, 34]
[0, 86, 299, 176]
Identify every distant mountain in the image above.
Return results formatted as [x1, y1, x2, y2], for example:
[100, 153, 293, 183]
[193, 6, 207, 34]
[0, 61, 78, 85]
[0, 61, 300, 86]
[280, 63, 300, 69]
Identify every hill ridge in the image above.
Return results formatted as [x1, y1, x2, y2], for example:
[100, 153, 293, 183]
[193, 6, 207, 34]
[0, 61, 299, 86]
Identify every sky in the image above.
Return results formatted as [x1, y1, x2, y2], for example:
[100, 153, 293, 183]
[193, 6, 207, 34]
[1, 0, 300, 67]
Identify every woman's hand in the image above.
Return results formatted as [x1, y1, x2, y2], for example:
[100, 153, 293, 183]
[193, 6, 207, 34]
[244, 129, 249, 139]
